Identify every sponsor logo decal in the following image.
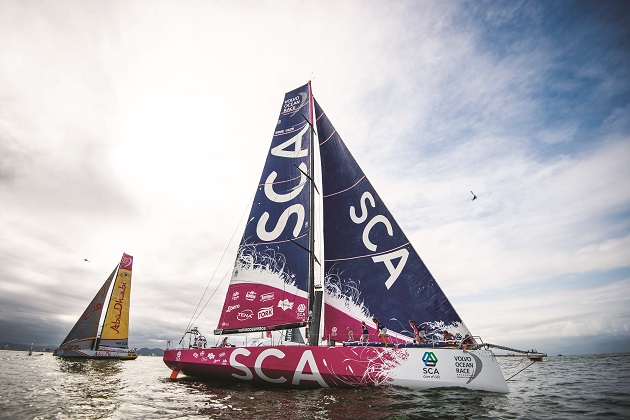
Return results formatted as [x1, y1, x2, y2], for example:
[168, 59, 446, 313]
[246, 291, 257, 301]
[277, 299, 294, 311]
[237, 310, 254, 321]
[226, 304, 240, 313]
[455, 353, 483, 384]
[422, 352, 438, 367]
[108, 281, 128, 334]
[297, 303, 306, 315]
[454, 355, 474, 378]
[232, 291, 240, 300]
[258, 306, 274, 319]
[121, 254, 133, 269]
[422, 351, 440, 379]
[260, 292, 274, 302]
[282, 92, 306, 115]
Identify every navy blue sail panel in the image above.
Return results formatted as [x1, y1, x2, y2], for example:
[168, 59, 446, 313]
[216, 84, 312, 333]
[315, 98, 470, 342]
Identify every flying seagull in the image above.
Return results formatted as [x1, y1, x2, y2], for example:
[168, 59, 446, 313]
[84, 258, 90, 262]
[470, 191, 477, 201]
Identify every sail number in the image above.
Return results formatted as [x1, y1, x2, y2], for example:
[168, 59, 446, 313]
[350, 191, 409, 289]
[230, 348, 328, 386]
[256, 125, 310, 242]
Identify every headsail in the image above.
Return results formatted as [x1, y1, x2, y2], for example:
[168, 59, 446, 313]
[58, 266, 117, 350]
[315, 99, 471, 343]
[215, 83, 313, 335]
[99, 253, 134, 348]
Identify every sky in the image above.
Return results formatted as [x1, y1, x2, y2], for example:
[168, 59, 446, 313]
[1, 0, 629, 356]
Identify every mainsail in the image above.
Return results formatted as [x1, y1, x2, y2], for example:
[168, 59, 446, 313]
[99, 253, 134, 348]
[314, 99, 471, 343]
[215, 83, 314, 335]
[58, 266, 117, 350]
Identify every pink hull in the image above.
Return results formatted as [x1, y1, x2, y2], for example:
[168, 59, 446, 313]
[163, 345, 509, 392]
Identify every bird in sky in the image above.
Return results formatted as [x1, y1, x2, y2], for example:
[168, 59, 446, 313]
[84, 258, 90, 262]
[470, 191, 477, 201]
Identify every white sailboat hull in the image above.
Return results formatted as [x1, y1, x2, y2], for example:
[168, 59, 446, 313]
[53, 347, 138, 360]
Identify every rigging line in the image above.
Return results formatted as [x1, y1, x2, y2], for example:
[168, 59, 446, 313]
[259, 174, 305, 186]
[293, 163, 320, 195]
[180, 190, 255, 342]
[300, 114, 318, 136]
[289, 236, 321, 266]
[190, 264, 233, 328]
[506, 360, 537, 381]
[241, 231, 308, 247]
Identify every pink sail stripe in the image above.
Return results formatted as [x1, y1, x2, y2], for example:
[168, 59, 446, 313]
[324, 242, 410, 262]
[319, 129, 336, 146]
[322, 176, 366, 198]
[273, 120, 309, 136]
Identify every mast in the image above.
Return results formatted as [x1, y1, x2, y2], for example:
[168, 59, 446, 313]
[307, 81, 322, 346]
[214, 83, 317, 336]
[93, 263, 119, 350]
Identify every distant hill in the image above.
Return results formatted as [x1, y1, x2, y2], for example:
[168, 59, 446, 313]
[137, 347, 165, 356]
[0, 343, 55, 352]
[1, 343, 164, 356]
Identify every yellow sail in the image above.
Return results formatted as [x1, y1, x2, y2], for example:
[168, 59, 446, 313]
[99, 253, 133, 348]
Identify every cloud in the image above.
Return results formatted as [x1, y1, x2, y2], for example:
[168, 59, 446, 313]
[0, 1, 628, 357]
[455, 275, 630, 354]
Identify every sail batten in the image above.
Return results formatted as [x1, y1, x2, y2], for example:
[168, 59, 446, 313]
[324, 242, 411, 262]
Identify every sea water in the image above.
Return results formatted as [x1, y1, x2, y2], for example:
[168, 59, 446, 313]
[0, 351, 628, 419]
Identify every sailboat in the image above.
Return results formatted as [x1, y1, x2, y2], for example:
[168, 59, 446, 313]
[54, 253, 138, 360]
[163, 83, 510, 392]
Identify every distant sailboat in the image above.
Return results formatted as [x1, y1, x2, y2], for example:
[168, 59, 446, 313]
[54, 253, 138, 360]
[163, 83, 511, 392]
